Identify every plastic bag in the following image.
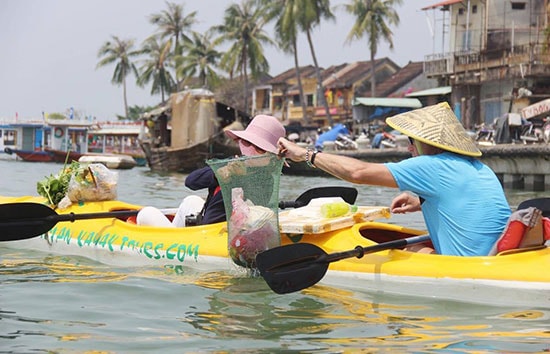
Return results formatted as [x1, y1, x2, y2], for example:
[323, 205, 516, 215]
[228, 188, 278, 268]
[58, 163, 118, 209]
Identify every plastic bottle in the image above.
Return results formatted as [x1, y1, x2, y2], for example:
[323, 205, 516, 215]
[320, 201, 358, 218]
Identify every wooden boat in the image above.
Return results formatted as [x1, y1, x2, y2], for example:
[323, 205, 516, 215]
[139, 89, 245, 173]
[44, 147, 84, 163]
[78, 153, 137, 169]
[4, 147, 84, 164]
[1, 194, 549, 308]
[3, 147, 54, 162]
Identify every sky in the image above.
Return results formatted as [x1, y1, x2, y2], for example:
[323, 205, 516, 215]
[0, 0, 442, 121]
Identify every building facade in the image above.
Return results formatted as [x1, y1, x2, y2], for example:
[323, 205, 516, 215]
[251, 59, 403, 127]
[423, 0, 550, 129]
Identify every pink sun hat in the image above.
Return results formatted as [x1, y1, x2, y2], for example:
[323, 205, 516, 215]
[225, 115, 286, 155]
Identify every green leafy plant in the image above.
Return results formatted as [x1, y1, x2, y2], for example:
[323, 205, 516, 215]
[37, 161, 82, 207]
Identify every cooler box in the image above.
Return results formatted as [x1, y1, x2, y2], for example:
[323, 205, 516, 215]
[279, 197, 390, 234]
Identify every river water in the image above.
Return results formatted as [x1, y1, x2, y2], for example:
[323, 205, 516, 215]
[1, 160, 549, 352]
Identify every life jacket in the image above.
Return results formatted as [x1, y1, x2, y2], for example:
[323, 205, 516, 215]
[488, 207, 547, 256]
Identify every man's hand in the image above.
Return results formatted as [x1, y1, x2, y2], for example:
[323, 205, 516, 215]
[390, 192, 422, 214]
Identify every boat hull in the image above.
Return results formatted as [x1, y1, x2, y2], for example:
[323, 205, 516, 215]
[44, 148, 84, 163]
[2, 196, 549, 307]
[140, 138, 239, 173]
[4, 147, 54, 162]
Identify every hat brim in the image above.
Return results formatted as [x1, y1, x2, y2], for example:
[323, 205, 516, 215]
[225, 130, 278, 154]
[386, 102, 482, 157]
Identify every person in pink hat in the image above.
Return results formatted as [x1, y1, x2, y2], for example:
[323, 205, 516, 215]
[137, 115, 286, 227]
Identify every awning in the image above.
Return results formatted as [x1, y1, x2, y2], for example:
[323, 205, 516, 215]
[88, 127, 141, 135]
[45, 118, 95, 128]
[405, 86, 452, 97]
[422, 0, 462, 10]
[141, 105, 170, 119]
[353, 97, 422, 108]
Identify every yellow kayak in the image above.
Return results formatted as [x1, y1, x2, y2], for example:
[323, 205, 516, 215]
[1, 195, 549, 308]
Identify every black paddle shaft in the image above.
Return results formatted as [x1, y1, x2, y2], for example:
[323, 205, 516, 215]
[257, 235, 431, 294]
[0, 202, 140, 242]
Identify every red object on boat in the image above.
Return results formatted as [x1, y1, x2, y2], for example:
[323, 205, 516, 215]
[3, 147, 53, 162]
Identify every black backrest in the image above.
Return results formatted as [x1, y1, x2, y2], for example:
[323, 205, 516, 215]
[298, 186, 358, 205]
[517, 198, 550, 218]
[280, 186, 359, 209]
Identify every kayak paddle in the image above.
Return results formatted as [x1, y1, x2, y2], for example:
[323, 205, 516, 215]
[256, 234, 431, 294]
[0, 186, 358, 242]
[0, 202, 142, 242]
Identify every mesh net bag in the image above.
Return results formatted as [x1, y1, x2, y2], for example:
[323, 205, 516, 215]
[207, 154, 284, 269]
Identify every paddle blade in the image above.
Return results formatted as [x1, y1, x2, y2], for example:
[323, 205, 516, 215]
[0, 203, 57, 241]
[256, 243, 329, 294]
[257, 235, 431, 294]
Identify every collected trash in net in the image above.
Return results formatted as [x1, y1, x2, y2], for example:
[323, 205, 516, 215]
[207, 154, 284, 268]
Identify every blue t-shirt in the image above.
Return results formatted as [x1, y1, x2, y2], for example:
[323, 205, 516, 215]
[385, 153, 511, 256]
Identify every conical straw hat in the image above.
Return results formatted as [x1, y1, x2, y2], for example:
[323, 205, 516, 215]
[386, 102, 481, 157]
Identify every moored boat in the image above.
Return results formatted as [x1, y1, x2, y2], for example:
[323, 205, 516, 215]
[4, 147, 54, 162]
[139, 88, 245, 173]
[1, 195, 549, 308]
[78, 153, 137, 169]
[86, 122, 146, 166]
[44, 147, 84, 163]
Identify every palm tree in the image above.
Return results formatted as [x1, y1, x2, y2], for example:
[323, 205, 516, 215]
[96, 36, 140, 118]
[344, 0, 402, 97]
[137, 36, 176, 103]
[269, 0, 309, 123]
[295, 0, 335, 126]
[213, 0, 274, 113]
[176, 30, 222, 89]
[149, 1, 197, 79]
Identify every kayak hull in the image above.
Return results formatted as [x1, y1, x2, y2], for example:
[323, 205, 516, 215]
[2, 196, 549, 307]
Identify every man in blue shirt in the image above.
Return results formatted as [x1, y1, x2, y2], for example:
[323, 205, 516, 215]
[278, 102, 511, 256]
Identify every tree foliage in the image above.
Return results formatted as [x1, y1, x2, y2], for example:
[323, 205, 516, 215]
[344, 0, 402, 97]
[176, 30, 222, 89]
[96, 36, 140, 118]
[137, 36, 176, 103]
[149, 1, 197, 59]
[212, 0, 274, 113]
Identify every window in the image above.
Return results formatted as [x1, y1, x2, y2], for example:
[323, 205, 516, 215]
[4, 130, 17, 145]
[306, 94, 314, 107]
[511, 1, 526, 10]
[261, 93, 269, 109]
[292, 94, 301, 106]
[472, 5, 477, 13]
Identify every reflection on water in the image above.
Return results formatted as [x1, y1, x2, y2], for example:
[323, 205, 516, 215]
[1, 250, 550, 352]
[1, 256, 127, 284]
[180, 269, 550, 352]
